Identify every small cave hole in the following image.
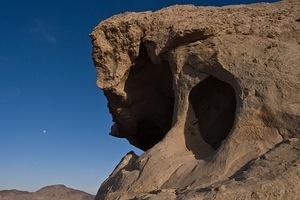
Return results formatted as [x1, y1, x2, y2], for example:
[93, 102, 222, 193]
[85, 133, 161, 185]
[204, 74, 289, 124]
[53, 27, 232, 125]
[189, 76, 236, 150]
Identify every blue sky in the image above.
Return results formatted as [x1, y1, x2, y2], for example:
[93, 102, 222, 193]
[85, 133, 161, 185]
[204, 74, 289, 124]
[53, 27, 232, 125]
[0, 0, 277, 195]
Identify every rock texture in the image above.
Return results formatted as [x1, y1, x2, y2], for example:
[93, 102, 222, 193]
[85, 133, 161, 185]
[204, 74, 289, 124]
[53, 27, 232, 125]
[0, 185, 94, 200]
[91, 0, 300, 199]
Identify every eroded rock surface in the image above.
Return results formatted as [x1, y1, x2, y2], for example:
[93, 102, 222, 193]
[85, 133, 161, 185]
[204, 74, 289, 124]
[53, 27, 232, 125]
[91, 0, 300, 199]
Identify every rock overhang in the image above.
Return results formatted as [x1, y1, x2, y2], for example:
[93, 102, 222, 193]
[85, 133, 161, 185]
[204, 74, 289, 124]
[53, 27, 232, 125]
[91, 1, 300, 199]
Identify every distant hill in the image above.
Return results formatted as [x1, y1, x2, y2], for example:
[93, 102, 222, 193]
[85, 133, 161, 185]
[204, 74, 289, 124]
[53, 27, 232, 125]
[0, 185, 94, 200]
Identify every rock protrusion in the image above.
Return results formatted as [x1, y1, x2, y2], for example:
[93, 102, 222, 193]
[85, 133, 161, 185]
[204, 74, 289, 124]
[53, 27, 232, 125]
[91, 0, 300, 199]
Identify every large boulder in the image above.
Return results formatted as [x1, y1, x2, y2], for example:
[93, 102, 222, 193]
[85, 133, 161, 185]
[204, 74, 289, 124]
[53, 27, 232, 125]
[91, 0, 300, 199]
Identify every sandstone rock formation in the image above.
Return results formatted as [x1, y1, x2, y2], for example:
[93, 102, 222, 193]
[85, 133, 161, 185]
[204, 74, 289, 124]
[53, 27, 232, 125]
[0, 185, 94, 200]
[91, 0, 300, 199]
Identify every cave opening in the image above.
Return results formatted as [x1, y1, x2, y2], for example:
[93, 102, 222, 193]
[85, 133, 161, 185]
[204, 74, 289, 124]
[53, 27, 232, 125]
[189, 76, 236, 150]
[123, 43, 175, 151]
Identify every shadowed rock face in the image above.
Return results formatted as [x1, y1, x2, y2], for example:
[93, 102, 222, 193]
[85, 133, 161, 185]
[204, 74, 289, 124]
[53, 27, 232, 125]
[106, 43, 175, 151]
[91, 0, 300, 199]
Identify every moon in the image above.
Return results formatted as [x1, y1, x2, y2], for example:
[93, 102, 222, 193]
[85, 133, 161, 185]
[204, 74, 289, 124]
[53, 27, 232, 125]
[42, 130, 47, 134]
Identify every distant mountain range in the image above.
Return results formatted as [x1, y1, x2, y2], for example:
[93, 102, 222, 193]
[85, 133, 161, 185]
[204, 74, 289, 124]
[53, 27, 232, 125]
[0, 185, 94, 200]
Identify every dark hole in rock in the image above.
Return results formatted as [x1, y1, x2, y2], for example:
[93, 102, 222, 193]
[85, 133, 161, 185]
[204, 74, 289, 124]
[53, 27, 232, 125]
[189, 76, 236, 149]
[122, 44, 175, 151]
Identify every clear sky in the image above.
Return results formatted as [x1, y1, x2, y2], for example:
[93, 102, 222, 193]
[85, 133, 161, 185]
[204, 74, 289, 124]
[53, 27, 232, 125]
[0, 0, 277, 195]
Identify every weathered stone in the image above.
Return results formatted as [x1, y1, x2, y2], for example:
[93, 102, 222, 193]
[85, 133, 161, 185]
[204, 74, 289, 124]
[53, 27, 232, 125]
[91, 0, 300, 199]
